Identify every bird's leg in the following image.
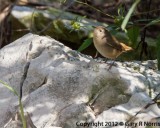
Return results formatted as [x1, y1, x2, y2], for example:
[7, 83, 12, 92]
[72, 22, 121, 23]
[94, 51, 104, 63]
[107, 59, 116, 70]
[104, 58, 108, 64]
[94, 51, 99, 58]
[94, 51, 109, 64]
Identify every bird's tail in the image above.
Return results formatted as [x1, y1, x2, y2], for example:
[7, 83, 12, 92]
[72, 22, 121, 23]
[120, 43, 133, 52]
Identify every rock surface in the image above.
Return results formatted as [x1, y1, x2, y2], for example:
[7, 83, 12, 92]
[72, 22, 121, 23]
[0, 33, 160, 128]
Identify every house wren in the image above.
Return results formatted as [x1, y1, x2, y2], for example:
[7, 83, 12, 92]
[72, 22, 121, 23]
[93, 26, 133, 59]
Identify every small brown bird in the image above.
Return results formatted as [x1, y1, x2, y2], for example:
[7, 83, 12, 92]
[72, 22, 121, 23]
[93, 26, 133, 60]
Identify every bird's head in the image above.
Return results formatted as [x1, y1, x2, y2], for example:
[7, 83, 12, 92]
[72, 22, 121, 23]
[93, 26, 109, 39]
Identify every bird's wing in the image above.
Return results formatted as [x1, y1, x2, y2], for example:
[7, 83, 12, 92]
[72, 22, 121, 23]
[104, 33, 122, 51]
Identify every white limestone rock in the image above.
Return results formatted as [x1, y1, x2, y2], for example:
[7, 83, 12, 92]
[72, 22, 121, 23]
[0, 33, 159, 128]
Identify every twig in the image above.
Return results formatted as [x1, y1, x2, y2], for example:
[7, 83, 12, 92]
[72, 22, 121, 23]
[133, 8, 160, 16]
[75, 0, 114, 19]
[136, 0, 152, 60]
[36, 0, 75, 34]
[126, 92, 160, 126]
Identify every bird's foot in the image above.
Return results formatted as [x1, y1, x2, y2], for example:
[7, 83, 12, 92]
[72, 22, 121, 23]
[107, 61, 117, 70]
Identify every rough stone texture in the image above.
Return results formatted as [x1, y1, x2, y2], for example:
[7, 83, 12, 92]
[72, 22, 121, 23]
[0, 33, 160, 128]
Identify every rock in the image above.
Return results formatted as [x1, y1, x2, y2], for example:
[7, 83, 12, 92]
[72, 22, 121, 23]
[92, 93, 159, 128]
[4, 112, 37, 128]
[0, 33, 160, 128]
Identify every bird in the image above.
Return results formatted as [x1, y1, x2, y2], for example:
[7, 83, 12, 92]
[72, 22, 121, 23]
[93, 26, 133, 68]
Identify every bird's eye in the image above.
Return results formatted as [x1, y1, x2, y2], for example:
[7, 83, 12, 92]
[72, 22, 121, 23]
[99, 29, 102, 32]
